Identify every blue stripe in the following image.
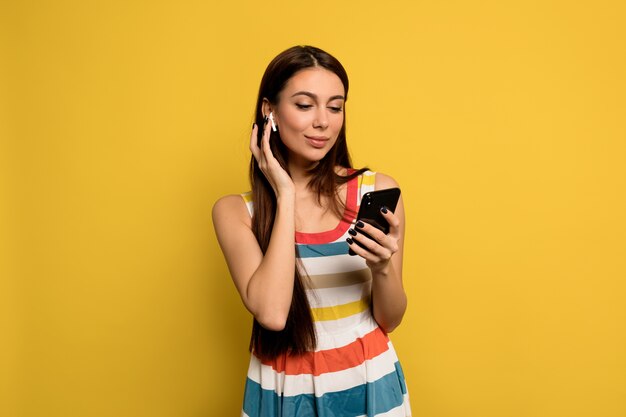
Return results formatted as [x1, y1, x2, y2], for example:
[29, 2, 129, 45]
[243, 362, 407, 417]
[297, 242, 349, 258]
[394, 361, 408, 395]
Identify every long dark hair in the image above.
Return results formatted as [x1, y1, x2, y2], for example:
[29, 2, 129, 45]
[249, 45, 367, 360]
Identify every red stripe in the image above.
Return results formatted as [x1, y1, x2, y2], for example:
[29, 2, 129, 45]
[295, 172, 358, 244]
[256, 326, 390, 376]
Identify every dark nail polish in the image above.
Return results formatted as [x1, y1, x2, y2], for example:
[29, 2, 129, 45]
[348, 228, 357, 236]
[346, 237, 353, 244]
[356, 221, 365, 228]
[381, 206, 388, 214]
[263, 115, 268, 124]
[252, 123, 256, 129]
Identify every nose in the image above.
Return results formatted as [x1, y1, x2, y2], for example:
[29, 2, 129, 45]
[313, 109, 329, 129]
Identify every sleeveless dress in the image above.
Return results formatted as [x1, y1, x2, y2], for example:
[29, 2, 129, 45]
[240, 171, 411, 417]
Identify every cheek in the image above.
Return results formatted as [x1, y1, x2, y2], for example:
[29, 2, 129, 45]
[291, 118, 311, 131]
[279, 109, 309, 131]
[332, 114, 345, 131]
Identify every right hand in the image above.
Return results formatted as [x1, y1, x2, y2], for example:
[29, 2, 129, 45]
[249, 119, 295, 198]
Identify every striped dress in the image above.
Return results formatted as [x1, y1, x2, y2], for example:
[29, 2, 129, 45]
[241, 170, 411, 417]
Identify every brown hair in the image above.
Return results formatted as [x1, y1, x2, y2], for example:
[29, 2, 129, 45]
[249, 45, 367, 359]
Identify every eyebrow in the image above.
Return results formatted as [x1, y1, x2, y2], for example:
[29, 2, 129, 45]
[290, 91, 345, 101]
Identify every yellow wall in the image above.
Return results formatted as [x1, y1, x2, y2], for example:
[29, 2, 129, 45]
[3, 1, 625, 416]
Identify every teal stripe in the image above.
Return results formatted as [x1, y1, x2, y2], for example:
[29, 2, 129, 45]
[395, 361, 408, 395]
[297, 242, 349, 258]
[243, 362, 407, 417]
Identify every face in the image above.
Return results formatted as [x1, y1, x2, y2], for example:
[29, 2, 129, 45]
[266, 67, 346, 167]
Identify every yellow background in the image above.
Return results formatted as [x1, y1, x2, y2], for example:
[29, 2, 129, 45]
[2, 0, 625, 416]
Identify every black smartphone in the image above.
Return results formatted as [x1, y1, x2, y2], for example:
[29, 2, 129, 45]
[348, 187, 401, 256]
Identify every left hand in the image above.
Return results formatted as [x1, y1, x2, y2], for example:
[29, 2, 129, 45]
[347, 207, 401, 273]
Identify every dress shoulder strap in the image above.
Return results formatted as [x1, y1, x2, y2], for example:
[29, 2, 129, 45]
[240, 191, 254, 217]
[356, 170, 376, 206]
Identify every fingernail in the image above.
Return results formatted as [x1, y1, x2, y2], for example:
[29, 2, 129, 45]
[346, 237, 353, 244]
[380, 206, 388, 214]
[252, 123, 256, 129]
[348, 228, 357, 236]
[356, 221, 365, 228]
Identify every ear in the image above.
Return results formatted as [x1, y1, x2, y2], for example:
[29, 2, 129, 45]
[261, 98, 273, 119]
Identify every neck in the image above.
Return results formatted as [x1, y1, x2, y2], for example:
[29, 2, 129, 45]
[288, 162, 348, 195]
[288, 159, 319, 191]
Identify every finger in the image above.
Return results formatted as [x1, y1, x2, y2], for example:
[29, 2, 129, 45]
[355, 221, 388, 245]
[354, 222, 399, 254]
[256, 120, 274, 173]
[260, 117, 273, 156]
[346, 236, 380, 262]
[379, 207, 401, 236]
[249, 123, 261, 161]
[351, 229, 393, 259]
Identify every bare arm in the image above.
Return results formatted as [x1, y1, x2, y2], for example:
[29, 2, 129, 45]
[212, 121, 296, 331]
[212, 194, 295, 331]
[346, 173, 407, 332]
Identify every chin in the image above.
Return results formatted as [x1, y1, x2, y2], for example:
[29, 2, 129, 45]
[292, 150, 331, 166]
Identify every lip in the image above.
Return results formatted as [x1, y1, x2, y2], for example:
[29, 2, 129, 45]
[305, 135, 330, 148]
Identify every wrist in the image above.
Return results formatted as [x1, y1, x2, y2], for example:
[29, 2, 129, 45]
[368, 262, 391, 277]
[276, 190, 295, 204]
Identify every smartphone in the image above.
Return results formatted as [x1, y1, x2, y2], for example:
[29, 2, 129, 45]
[348, 187, 401, 256]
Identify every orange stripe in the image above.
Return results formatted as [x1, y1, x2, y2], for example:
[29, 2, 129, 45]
[256, 326, 390, 376]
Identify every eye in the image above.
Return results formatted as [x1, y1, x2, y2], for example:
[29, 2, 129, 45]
[328, 106, 343, 113]
[296, 104, 312, 110]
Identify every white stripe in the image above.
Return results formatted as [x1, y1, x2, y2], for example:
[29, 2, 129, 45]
[315, 315, 379, 349]
[358, 171, 377, 205]
[314, 310, 373, 340]
[306, 281, 372, 308]
[247, 345, 400, 397]
[240, 192, 254, 217]
[300, 253, 368, 276]
[289, 348, 399, 397]
[248, 315, 379, 353]
[246, 356, 287, 394]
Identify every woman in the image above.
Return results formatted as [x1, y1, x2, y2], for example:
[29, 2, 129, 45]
[213, 45, 411, 417]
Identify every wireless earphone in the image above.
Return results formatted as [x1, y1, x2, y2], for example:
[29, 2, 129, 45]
[268, 112, 277, 132]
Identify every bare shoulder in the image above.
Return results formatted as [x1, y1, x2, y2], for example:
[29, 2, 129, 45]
[212, 194, 251, 228]
[374, 172, 400, 190]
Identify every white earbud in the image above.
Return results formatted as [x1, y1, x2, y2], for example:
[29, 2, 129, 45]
[268, 112, 277, 132]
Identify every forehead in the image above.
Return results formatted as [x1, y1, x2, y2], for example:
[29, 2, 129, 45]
[281, 68, 345, 99]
